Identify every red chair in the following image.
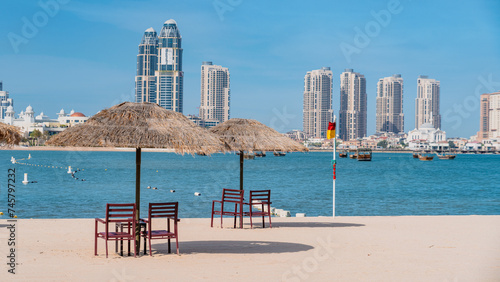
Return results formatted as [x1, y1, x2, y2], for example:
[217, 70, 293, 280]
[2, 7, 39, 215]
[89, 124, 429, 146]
[211, 188, 244, 228]
[244, 190, 272, 228]
[141, 202, 179, 256]
[95, 203, 136, 258]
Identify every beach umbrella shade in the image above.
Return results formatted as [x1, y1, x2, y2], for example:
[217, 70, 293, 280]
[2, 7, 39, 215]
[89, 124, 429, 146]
[46, 102, 225, 253]
[209, 118, 308, 190]
[0, 122, 22, 146]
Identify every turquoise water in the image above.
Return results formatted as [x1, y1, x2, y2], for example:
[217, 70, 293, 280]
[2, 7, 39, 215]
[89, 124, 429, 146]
[0, 150, 499, 218]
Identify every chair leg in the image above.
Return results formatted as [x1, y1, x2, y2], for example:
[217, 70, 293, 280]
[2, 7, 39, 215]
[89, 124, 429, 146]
[105, 240, 108, 258]
[239, 203, 243, 229]
[149, 237, 152, 256]
[210, 202, 214, 228]
[268, 204, 272, 228]
[94, 237, 98, 256]
[249, 208, 253, 229]
[133, 238, 137, 258]
[176, 237, 179, 255]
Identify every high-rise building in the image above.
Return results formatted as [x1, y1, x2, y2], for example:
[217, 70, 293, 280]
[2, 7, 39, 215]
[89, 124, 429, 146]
[199, 62, 230, 123]
[415, 75, 440, 129]
[376, 74, 404, 134]
[0, 82, 13, 120]
[156, 19, 183, 113]
[339, 69, 367, 141]
[477, 91, 500, 141]
[134, 19, 183, 113]
[135, 28, 158, 103]
[303, 67, 333, 138]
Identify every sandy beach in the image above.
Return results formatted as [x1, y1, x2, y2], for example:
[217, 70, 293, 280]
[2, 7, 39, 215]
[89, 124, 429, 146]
[1, 216, 499, 281]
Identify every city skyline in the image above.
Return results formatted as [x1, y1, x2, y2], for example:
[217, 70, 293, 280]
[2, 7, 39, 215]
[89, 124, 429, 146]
[1, 0, 499, 137]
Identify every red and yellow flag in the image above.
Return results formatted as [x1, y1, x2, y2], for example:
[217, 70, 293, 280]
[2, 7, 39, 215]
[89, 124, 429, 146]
[327, 121, 336, 139]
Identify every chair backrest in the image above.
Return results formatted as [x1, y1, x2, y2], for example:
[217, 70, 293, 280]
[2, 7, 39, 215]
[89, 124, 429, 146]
[105, 203, 136, 223]
[249, 190, 271, 204]
[222, 188, 244, 204]
[148, 202, 178, 219]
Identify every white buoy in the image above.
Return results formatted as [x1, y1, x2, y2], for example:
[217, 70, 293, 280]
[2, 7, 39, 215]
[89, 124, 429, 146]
[194, 192, 201, 196]
[147, 186, 151, 189]
[11, 157, 15, 164]
[22, 173, 29, 185]
[170, 189, 175, 193]
[28, 154, 31, 159]
[67, 166, 72, 174]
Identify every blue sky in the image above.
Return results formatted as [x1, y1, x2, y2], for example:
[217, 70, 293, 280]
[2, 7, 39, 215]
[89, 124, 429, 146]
[0, 0, 499, 137]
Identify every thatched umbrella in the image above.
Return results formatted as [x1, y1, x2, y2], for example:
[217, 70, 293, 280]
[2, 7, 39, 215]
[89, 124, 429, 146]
[209, 118, 308, 190]
[47, 102, 225, 253]
[0, 123, 22, 146]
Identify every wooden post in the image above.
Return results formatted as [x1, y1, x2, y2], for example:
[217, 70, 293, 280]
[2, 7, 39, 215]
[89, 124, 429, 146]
[135, 147, 141, 254]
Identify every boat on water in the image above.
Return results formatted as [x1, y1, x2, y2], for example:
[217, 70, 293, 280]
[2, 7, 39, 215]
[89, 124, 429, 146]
[244, 153, 255, 160]
[412, 151, 420, 158]
[273, 152, 286, 157]
[255, 152, 266, 157]
[418, 155, 434, 161]
[436, 151, 457, 160]
[357, 148, 372, 161]
[349, 149, 357, 159]
[438, 155, 456, 160]
[339, 151, 348, 158]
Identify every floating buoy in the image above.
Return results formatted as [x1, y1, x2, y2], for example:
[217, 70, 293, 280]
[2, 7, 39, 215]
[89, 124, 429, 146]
[28, 154, 31, 159]
[0, 212, 3, 215]
[156, 170, 158, 173]
[147, 186, 151, 189]
[170, 190, 175, 193]
[67, 166, 72, 174]
[11, 157, 15, 164]
[194, 192, 201, 196]
[14, 215, 17, 218]
[22, 173, 29, 185]
[152, 187, 158, 190]
[105, 169, 107, 171]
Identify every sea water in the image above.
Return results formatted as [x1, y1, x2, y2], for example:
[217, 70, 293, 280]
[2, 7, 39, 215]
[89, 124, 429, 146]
[0, 150, 498, 218]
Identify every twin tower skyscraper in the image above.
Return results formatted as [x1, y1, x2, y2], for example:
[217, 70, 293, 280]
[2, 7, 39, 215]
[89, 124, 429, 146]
[135, 19, 183, 112]
[134, 20, 231, 124]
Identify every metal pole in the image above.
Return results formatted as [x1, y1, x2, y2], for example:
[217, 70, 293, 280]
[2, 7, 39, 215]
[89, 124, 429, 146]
[333, 116, 337, 218]
[135, 147, 141, 254]
[239, 151, 244, 190]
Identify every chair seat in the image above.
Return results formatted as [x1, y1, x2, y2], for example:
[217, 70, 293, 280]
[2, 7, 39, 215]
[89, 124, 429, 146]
[143, 230, 176, 237]
[212, 210, 242, 216]
[97, 231, 134, 239]
[243, 211, 269, 217]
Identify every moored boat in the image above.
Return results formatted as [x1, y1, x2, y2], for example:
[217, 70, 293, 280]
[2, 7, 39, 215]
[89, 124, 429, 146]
[418, 155, 434, 161]
[357, 148, 372, 161]
[255, 152, 266, 157]
[273, 152, 286, 156]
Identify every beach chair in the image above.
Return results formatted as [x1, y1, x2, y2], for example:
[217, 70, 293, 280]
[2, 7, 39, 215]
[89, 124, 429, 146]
[95, 203, 136, 258]
[244, 190, 272, 228]
[141, 202, 180, 256]
[211, 188, 245, 228]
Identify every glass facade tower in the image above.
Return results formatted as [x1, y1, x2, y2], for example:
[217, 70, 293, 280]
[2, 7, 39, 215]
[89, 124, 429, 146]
[134, 19, 183, 113]
[135, 28, 158, 103]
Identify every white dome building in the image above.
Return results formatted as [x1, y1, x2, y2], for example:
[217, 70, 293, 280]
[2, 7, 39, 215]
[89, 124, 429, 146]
[408, 123, 446, 142]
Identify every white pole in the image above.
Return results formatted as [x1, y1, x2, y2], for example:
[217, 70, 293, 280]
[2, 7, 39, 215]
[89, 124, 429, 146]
[333, 115, 337, 218]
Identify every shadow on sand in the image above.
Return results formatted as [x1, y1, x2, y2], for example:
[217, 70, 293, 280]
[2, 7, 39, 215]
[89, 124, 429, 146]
[152, 240, 313, 255]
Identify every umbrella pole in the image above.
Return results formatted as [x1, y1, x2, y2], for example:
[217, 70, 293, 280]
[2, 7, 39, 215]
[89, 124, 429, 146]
[135, 147, 141, 255]
[236, 151, 244, 228]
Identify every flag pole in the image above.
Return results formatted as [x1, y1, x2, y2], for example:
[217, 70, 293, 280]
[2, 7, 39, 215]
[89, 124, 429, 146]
[332, 115, 337, 218]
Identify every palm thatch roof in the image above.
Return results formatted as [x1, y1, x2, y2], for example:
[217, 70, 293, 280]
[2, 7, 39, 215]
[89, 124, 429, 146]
[46, 102, 225, 155]
[0, 122, 22, 146]
[209, 118, 308, 153]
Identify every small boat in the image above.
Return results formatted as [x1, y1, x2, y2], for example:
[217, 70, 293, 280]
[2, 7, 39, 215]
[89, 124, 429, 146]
[412, 151, 419, 158]
[438, 155, 456, 160]
[274, 152, 286, 157]
[357, 148, 372, 161]
[255, 152, 266, 157]
[339, 151, 348, 158]
[243, 153, 255, 160]
[349, 149, 357, 159]
[196, 152, 207, 156]
[418, 155, 434, 161]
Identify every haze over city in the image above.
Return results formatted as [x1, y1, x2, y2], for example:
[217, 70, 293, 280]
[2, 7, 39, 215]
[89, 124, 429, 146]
[0, 0, 499, 137]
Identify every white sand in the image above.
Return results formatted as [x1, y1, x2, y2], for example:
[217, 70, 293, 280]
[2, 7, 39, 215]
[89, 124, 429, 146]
[0, 216, 499, 281]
